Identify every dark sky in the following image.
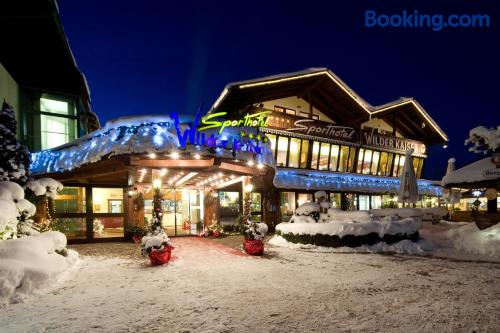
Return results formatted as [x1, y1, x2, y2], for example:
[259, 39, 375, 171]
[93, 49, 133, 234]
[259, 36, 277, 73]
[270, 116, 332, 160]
[57, 0, 499, 180]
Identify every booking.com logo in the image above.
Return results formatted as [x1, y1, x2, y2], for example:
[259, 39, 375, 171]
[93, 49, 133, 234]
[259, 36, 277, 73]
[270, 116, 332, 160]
[365, 10, 490, 31]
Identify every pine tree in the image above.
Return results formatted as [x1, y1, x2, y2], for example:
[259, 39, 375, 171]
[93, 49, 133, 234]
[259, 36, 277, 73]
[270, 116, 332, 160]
[0, 101, 31, 185]
[149, 187, 163, 232]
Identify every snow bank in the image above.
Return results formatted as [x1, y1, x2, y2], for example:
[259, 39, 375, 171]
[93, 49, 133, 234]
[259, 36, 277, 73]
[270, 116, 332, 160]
[276, 218, 419, 239]
[0, 231, 78, 304]
[445, 223, 500, 258]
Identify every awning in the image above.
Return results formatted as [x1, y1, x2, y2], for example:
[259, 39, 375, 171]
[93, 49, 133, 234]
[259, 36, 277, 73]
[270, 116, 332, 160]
[273, 168, 443, 196]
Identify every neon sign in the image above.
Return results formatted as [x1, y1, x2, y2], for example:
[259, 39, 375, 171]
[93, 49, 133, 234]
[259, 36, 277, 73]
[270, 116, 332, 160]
[198, 111, 270, 133]
[171, 109, 267, 154]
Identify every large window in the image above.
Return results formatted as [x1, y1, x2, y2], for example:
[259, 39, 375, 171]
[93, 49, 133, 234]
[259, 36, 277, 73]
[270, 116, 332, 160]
[51, 186, 87, 239]
[311, 141, 320, 169]
[300, 140, 309, 168]
[319, 142, 330, 170]
[370, 151, 380, 175]
[361, 149, 373, 174]
[288, 138, 301, 168]
[276, 137, 289, 167]
[280, 192, 296, 222]
[92, 188, 124, 238]
[40, 95, 77, 149]
[329, 145, 339, 171]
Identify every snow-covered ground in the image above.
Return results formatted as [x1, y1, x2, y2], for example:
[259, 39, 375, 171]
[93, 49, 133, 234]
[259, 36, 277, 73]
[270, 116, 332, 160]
[1, 225, 499, 333]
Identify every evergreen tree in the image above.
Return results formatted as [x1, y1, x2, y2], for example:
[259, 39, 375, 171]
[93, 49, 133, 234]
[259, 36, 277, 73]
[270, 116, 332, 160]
[149, 187, 163, 232]
[0, 101, 31, 185]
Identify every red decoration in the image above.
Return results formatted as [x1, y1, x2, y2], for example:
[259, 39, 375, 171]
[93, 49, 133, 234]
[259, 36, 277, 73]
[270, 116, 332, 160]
[243, 239, 264, 256]
[149, 245, 175, 266]
[213, 230, 221, 238]
[132, 235, 142, 244]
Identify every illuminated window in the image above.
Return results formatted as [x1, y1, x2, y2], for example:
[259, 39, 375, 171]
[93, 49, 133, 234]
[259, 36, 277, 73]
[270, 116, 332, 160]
[288, 138, 301, 168]
[53, 187, 86, 213]
[393, 154, 405, 177]
[329, 145, 339, 171]
[280, 192, 295, 222]
[417, 158, 424, 178]
[371, 151, 380, 175]
[362, 149, 372, 174]
[397, 155, 406, 176]
[40, 95, 77, 149]
[378, 152, 388, 175]
[413, 157, 419, 176]
[358, 195, 370, 210]
[297, 193, 313, 206]
[299, 140, 309, 168]
[276, 136, 289, 167]
[329, 192, 341, 208]
[267, 134, 276, 156]
[319, 142, 330, 170]
[386, 153, 394, 176]
[311, 141, 320, 169]
[371, 195, 382, 209]
[338, 146, 349, 172]
[347, 147, 356, 172]
[357, 149, 365, 173]
[392, 155, 400, 176]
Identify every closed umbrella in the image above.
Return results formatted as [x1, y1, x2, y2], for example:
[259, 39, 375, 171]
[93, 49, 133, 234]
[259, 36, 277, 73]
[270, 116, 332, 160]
[446, 158, 456, 175]
[398, 148, 419, 205]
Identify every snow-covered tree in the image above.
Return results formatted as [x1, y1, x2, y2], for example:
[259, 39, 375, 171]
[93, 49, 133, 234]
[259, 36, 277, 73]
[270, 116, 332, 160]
[0, 101, 31, 185]
[465, 125, 500, 154]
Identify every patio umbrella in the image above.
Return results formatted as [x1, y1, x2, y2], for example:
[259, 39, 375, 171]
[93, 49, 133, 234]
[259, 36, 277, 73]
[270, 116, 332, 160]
[398, 148, 419, 205]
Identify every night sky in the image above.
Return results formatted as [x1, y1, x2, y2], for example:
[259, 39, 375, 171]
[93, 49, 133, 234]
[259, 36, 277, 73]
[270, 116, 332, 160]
[57, 0, 499, 180]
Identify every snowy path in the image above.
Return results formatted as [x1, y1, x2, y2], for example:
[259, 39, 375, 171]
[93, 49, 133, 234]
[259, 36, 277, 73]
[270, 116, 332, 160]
[1, 237, 499, 333]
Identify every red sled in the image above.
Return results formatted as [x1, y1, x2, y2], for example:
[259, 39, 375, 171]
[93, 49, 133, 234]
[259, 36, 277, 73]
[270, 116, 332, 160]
[149, 245, 174, 266]
[243, 239, 264, 256]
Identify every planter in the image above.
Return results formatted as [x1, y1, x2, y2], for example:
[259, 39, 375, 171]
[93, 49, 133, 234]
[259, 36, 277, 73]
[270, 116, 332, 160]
[213, 230, 221, 238]
[149, 245, 175, 266]
[243, 239, 264, 256]
[132, 235, 143, 243]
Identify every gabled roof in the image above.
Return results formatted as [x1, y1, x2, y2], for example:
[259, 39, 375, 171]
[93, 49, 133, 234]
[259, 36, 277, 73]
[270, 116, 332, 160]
[209, 68, 448, 145]
[441, 157, 500, 188]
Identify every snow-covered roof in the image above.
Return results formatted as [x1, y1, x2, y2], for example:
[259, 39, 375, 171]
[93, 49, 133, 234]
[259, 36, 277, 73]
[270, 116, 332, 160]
[274, 168, 443, 196]
[209, 67, 448, 143]
[30, 115, 275, 175]
[441, 157, 499, 187]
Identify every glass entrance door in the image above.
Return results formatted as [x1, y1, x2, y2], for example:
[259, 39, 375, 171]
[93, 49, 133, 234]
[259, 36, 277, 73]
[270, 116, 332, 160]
[176, 189, 202, 236]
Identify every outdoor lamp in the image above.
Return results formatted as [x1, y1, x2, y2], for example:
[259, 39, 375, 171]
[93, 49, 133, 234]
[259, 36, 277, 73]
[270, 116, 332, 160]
[153, 179, 162, 189]
[245, 183, 254, 193]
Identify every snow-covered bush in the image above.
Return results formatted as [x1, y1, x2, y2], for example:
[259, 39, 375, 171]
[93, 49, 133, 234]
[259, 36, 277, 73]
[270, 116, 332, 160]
[26, 178, 63, 199]
[244, 221, 268, 241]
[141, 228, 173, 255]
[445, 223, 500, 258]
[290, 202, 320, 223]
[465, 125, 500, 154]
[0, 231, 78, 304]
[0, 181, 37, 239]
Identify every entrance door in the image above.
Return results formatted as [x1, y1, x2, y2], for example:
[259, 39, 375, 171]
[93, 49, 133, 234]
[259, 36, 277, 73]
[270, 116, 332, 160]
[219, 191, 240, 228]
[176, 189, 202, 235]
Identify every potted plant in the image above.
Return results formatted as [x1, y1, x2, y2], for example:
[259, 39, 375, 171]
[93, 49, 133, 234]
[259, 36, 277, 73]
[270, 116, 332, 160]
[243, 220, 268, 255]
[128, 225, 147, 243]
[141, 227, 174, 266]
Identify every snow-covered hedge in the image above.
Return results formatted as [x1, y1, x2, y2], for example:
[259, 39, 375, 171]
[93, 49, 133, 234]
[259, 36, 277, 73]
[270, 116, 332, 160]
[0, 231, 78, 304]
[276, 222, 419, 248]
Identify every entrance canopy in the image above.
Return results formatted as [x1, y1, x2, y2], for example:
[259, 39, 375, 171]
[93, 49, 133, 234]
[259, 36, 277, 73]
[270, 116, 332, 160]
[30, 115, 275, 176]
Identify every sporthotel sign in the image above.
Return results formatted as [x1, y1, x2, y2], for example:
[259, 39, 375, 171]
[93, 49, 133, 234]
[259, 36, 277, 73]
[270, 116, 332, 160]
[287, 119, 356, 141]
